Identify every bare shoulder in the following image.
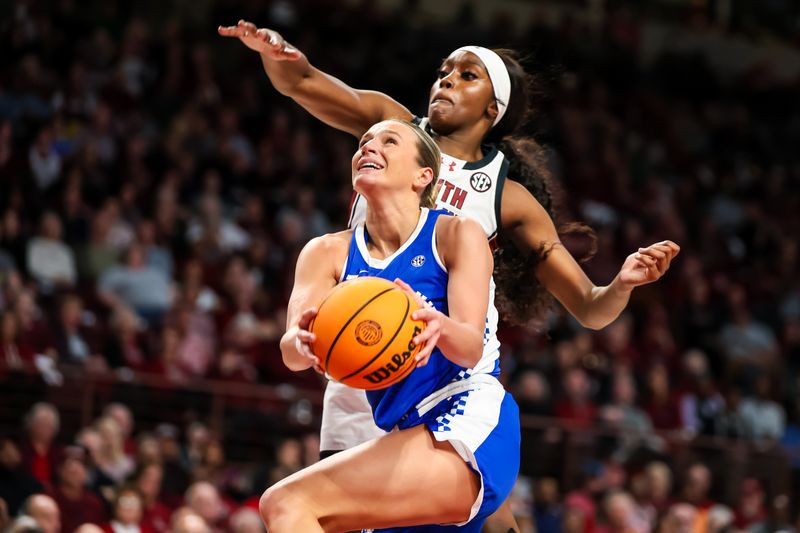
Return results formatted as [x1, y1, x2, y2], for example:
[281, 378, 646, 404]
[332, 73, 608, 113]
[435, 214, 484, 242]
[298, 230, 352, 276]
[435, 215, 490, 269]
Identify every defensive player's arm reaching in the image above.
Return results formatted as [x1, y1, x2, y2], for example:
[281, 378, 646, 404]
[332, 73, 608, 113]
[218, 20, 410, 136]
[501, 180, 680, 330]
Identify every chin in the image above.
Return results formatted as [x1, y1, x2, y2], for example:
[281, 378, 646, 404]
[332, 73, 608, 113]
[426, 113, 455, 136]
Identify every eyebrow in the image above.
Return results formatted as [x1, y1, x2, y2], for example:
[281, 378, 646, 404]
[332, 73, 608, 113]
[360, 129, 401, 143]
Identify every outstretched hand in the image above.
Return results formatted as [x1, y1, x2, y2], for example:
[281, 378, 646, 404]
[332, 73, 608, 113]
[618, 240, 680, 288]
[295, 307, 324, 374]
[394, 279, 440, 368]
[217, 20, 302, 60]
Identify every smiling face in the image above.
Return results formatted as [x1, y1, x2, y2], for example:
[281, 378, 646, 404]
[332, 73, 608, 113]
[351, 120, 435, 204]
[427, 50, 498, 135]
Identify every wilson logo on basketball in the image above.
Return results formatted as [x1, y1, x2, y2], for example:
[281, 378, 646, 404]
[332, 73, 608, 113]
[470, 172, 492, 192]
[354, 320, 383, 346]
[362, 326, 422, 385]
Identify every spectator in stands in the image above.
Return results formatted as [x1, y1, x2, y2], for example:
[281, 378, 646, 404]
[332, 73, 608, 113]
[101, 487, 150, 533]
[677, 464, 715, 531]
[643, 363, 683, 432]
[644, 462, 672, 516]
[229, 508, 264, 533]
[28, 127, 61, 192]
[600, 490, 647, 533]
[513, 369, 553, 417]
[712, 386, 750, 439]
[137, 220, 173, 280]
[534, 477, 562, 533]
[600, 369, 658, 461]
[740, 374, 786, 441]
[0, 211, 26, 279]
[178, 259, 218, 314]
[732, 478, 767, 531]
[154, 424, 189, 509]
[52, 294, 99, 368]
[21, 494, 60, 533]
[26, 212, 76, 291]
[19, 403, 61, 488]
[78, 206, 120, 281]
[187, 194, 250, 260]
[555, 367, 597, 428]
[13, 290, 55, 359]
[98, 243, 172, 327]
[104, 307, 149, 372]
[170, 508, 210, 533]
[48, 446, 107, 533]
[1, 309, 33, 369]
[718, 285, 779, 372]
[102, 403, 136, 458]
[0, 439, 43, 516]
[132, 463, 171, 533]
[680, 373, 725, 437]
[184, 482, 228, 533]
[94, 417, 135, 484]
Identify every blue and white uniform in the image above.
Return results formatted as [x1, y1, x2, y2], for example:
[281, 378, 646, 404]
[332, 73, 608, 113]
[342, 208, 520, 530]
[320, 117, 510, 454]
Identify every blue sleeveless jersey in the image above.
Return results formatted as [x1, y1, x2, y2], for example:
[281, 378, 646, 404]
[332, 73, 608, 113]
[342, 208, 467, 431]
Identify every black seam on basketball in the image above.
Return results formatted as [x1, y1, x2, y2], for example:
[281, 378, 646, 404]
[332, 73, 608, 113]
[323, 287, 396, 371]
[338, 293, 410, 382]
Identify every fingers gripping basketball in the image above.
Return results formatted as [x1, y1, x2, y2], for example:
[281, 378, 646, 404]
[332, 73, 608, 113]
[309, 277, 426, 390]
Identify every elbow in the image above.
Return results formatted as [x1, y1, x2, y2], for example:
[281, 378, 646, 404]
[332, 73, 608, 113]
[462, 337, 484, 369]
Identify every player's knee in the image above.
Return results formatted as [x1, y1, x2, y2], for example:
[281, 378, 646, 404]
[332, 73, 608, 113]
[259, 483, 303, 528]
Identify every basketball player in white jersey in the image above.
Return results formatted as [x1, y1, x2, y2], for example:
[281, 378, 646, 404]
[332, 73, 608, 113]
[219, 20, 681, 533]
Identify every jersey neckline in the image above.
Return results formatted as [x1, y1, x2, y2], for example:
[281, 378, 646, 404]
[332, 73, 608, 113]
[355, 208, 430, 270]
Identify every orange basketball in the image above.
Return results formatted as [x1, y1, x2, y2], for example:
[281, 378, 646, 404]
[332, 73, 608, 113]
[309, 276, 426, 390]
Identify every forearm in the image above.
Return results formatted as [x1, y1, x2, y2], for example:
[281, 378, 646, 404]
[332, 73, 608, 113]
[259, 50, 313, 95]
[579, 275, 633, 330]
[279, 326, 313, 372]
[436, 317, 484, 368]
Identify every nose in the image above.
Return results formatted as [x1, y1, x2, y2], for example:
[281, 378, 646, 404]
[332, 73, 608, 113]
[360, 138, 378, 154]
[438, 72, 454, 89]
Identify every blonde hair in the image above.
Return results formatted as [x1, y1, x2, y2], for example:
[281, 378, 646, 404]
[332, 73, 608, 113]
[387, 119, 440, 207]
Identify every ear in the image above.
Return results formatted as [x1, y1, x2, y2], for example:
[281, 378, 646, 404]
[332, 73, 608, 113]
[413, 166, 434, 193]
[485, 99, 499, 124]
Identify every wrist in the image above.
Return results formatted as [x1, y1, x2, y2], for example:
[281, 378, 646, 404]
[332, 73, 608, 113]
[611, 274, 635, 294]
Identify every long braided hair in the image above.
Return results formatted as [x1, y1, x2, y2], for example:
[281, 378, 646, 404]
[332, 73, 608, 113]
[485, 49, 595, 325]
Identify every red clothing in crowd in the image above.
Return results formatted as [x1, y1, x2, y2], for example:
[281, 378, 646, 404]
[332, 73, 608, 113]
[49, 485, 107, 533]
[19, 440, 62, 488]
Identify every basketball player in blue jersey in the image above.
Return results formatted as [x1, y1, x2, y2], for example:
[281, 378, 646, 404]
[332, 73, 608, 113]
[265, 118, 519, 532]
[220, 20, 681, 533]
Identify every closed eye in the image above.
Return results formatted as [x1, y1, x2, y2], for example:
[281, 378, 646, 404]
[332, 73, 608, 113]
[437, 69, 450, 79]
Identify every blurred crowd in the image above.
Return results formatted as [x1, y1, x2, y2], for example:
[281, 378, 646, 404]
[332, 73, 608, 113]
[1, 0, 799, 532]
[0, 401, 317, 533]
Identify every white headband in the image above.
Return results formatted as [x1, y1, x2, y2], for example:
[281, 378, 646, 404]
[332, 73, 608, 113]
[454, 46, 511, 127]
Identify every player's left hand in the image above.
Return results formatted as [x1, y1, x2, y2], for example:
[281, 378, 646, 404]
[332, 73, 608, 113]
[618, 240, 680, 288]
[394, 278, 441, 368]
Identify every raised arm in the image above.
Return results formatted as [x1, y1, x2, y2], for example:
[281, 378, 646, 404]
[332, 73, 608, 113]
[280, 234, 345, 371]
[501, 180, 680, 330]
[218, 20, 413, 137]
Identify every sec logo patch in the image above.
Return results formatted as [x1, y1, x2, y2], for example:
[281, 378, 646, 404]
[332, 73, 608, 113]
[470, 172, 492, 192]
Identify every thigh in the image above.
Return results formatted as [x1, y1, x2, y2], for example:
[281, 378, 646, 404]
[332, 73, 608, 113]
[271, 425, 480, 532]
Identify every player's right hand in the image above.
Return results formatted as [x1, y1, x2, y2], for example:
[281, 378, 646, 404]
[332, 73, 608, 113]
[295, 307, 323, 373]
[217, 20, 302, 61]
